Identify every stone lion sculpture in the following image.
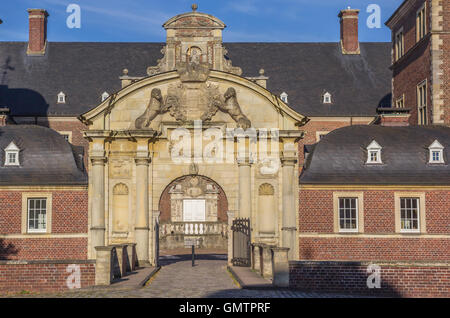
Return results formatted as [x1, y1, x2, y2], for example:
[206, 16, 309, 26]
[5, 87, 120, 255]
[135, 88, 164, 129]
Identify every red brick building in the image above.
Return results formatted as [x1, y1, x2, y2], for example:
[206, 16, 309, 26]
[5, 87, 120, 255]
[386, 0, 450, 126]
[294, 125, 450, 297]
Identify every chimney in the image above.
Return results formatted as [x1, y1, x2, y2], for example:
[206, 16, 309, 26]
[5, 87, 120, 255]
[27, 9, 48, 56]
[376, 107, 411, 126]
[338, 8, 360, 55]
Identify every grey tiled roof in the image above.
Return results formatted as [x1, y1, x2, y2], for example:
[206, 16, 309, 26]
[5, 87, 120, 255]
[0, 125, 87, 185]
[300, 125, 450, 185]
[0, 42, 391, 117]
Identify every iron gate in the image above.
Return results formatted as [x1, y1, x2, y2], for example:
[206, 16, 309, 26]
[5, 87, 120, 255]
[231, 218, 251, 267]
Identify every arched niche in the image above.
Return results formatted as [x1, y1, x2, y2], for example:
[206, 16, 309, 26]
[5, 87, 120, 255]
[258, 183, 276, 234]
[159, 175, 228, 223]
[112, 183, 129, 233]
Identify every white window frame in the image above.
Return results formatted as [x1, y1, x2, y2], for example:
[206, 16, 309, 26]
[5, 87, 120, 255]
[417, 80, 428, 125]
[428, 140, 445, 164]
[27, 197, 48, 233]
[323, 92, 332, 104]
[57, 91, 66, 104]
[416, 3, 427, 42]
[4, 141, 20, 166]
[395, 27, 404, 61]
[366, 140, 383, 164]
[394, 192, 426, 234]
[395, 94, 405, 108]
[399, 197, 421, 233]
[338, 197, 359, 233]
[280, 92, 288, 104]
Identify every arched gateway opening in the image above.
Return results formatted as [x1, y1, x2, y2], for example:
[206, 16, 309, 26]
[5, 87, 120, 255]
[158, 175, 228, 258]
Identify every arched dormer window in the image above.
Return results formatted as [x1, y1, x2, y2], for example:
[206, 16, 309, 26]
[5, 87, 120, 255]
[366, 140, 382, 164]
[323, 92, 332, 104]
[57, 92, 66, 104]
[4, 141, 20, 166]
[280, 92, 288, 104]
[101, 92, 110, 102]
[428, 140, 445, 164]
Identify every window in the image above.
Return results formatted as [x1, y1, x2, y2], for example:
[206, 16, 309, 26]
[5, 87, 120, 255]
[395, 28, 404, 61]
[400, 198, 420, 232]
[101, 91, 110, 102]
[428, 140, 445, 164]
[395, 95, 405, 108]
[323, 92, 332, 104]
[417, 81, 427, 125]
[57, 92, 66, 104]
[366, 140, 382, 164]
[280, 92, 288, 104]
[339, 198, 358, 232]
[416, 4, 427, 41]
[395, 192, 426, 234]
[333, 192, 364, 233]
[4, 141, 20, 166]
[27, 198, 47, 233]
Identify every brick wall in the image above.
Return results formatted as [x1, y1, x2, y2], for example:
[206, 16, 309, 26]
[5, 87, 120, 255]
[391, 0, 432, 125]
[0, 260, 95, 294]
[289, 261, 450, 297]
[298, 189, 450, 262]
[0, 189, 88, 260]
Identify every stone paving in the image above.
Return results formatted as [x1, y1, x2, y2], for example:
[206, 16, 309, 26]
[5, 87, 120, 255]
[4, 252, 364, 298]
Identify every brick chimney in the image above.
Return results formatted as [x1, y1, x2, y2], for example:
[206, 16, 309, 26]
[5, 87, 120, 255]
[27, 9, 48, 56]
[338, 8, 360, 55]
[376, 107, 410, 126]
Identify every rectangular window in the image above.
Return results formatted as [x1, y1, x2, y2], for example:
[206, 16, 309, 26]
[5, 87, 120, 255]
[28, 198, 47, 233]
[339, 198, 358, 232]
[400, 198, 420, 232]
[7, 152, 17, 164]
[395, 95, 405, 108]
[395, 29, 404, 61]
[417, 81, 428, 125]
[417, 5, 427, 41]
[432, 151, 440, 162]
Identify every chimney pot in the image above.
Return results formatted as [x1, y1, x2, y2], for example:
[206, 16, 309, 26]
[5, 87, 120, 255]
[338, 8, 360, 55]
[27, 9, 49, 56]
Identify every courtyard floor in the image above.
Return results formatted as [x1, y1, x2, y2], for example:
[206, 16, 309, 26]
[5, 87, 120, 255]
[5, 249, 363, 298]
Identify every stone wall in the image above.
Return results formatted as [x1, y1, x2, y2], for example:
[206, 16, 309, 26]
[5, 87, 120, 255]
[289, 260, 450, 297]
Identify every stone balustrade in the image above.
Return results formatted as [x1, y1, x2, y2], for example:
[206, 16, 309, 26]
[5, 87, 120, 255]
[160, 222, 228, 237]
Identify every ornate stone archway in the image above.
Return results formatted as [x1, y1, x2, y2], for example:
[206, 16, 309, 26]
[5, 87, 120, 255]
[158, 174, 229, 250]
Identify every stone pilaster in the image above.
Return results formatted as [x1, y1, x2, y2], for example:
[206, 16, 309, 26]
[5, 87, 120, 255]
[237, 158, 252, 219]
[281, 151, 297, 260]
[135, 157, 151, 266]
[91, 156, 107, 255]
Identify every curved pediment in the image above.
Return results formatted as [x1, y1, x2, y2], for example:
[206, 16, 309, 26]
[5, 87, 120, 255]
[163, 11, 226, 30]
[79, 70, 308, 131]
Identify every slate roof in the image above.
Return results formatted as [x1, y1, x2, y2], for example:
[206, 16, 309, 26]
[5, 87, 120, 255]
[0, 125, 87, 185]
[300, 125, 450, 185]
[0, 42, 391, 118]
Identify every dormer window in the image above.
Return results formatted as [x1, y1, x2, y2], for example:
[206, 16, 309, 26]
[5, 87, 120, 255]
[366, 140, 382, 164]
[101, 92, 110, 102]
[280, 92, 288, 104]
[4, 141, 20, 166]
[323, 92, 332, 104]
[428, 140, 444, 164]
[57, 92, 66, 104]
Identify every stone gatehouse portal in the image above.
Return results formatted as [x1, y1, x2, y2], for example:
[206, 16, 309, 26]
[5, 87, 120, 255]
[159, 174, 228, 249]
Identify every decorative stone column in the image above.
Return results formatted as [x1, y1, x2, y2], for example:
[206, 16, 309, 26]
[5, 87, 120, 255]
[91, 156, 107, 254]
[271, 247, 290, 287]
[135, 157, 151, 266]
[281, 148, 297, 260]
[237, 158, 252, 219]
[227, 211, 235, 266]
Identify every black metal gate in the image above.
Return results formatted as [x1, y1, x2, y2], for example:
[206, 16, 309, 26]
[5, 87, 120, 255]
[231, 218, 251, 267]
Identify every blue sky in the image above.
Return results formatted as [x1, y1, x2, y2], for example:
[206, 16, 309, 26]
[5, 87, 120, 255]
[1, 0, 404, 42]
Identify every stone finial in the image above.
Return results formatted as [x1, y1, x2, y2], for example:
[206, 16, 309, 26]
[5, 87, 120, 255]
[122, 68, 129, 75]
[259, 69, 265, 76]
[192, 4, 198, 12]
